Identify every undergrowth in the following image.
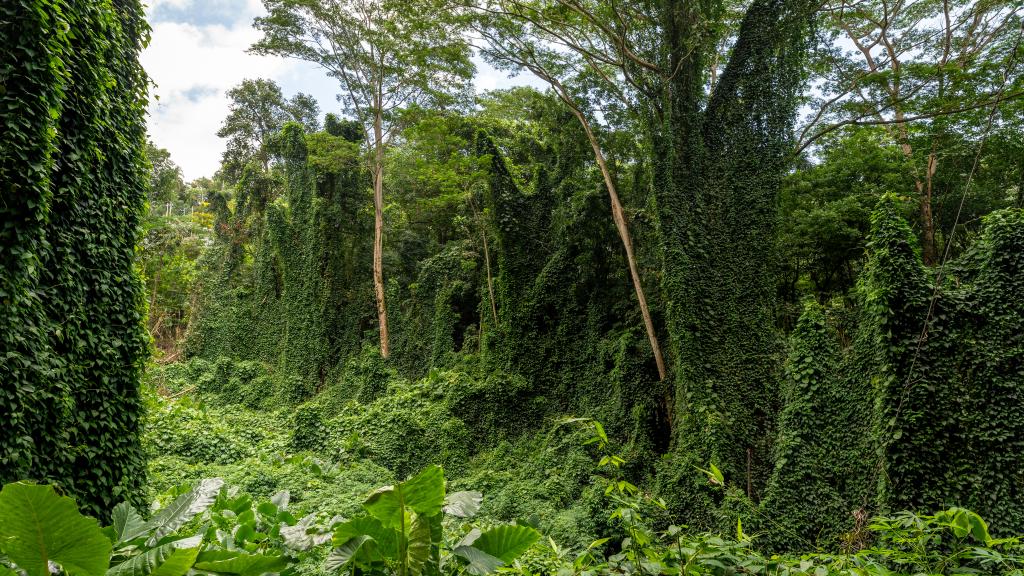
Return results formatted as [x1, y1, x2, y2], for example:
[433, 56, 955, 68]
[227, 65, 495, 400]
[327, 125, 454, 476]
[139, 360, 1024, 575]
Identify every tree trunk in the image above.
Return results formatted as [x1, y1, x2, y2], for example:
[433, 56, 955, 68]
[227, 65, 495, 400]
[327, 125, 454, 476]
[474, 202, 499, 328]
[921, 152, 938, 265]
[574, 109, 667, 381]
[372, 110, 390, 358]
[895, 113, 939, 265]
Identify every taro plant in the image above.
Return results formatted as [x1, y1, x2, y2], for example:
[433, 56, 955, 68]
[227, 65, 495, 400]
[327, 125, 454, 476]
[325, 465, 541, 575]
[858, 507, 1024, 575]
[0, 479, 307, 576]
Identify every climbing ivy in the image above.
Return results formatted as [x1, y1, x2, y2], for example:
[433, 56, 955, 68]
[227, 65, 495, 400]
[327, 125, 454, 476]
[0, 0, 151, 518]
[187, 121, 369, 402]
[759, 197, 1024, 546]
[653, 0, 817, 523]
[860, 199, 1024, 533]
[759, 302, 862, 551]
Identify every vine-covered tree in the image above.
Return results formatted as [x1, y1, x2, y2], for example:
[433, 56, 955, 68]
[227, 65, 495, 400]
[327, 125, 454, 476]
[464, 0, 820, 515]
[472, 0, 668, 380]
[0, 0, 151, 519]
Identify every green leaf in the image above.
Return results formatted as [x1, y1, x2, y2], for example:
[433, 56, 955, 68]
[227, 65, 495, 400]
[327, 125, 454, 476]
[469, 525, 540, 563]
[106, 536, 201, 576]
[193, 550, 288, 576]
[256, 502, 277, 519]
[234, 523, 255, 544]
[709, 464, 725, 485]
[452, 546, 503, 575]
[969, 512, 991, 543]
[280, 515, 330, 551]
[150, 548, 199, 576]
[400, 466, 445, 517]
[443, 491, 482, 518]
[951, 510, 970, 538]
[144, 479, 224, 545]
[270, 491, 289, 510]
[332, 516, 398, 559]
[110, 503, 149, 544]
[325, 536, 377, 572]
[406, 514, 432, 576]
[0, 482, 111, 576]
[364, 466, 445, 529]
[966, 508, 991, 541]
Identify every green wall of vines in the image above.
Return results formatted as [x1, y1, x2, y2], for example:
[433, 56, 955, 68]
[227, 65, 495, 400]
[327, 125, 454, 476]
[187, 121, 372, 402]
[0, 0, 151, 519]
[653, 0, 817, 523]
[188, 119, 667, 463]
[761, 197, 1024, 545]
[860, 198, 1024, 533]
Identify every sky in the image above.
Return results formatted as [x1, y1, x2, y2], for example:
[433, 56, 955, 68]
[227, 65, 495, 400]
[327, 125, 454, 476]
[142, 0, 541, 180]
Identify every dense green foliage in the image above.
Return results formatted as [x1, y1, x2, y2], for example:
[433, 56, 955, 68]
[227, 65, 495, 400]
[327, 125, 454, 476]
[9, 469, 1024, 576]
[177, 67, 1024, 553]
[757, 198, 1024, 545]
[652, 0, 817, 520]
[14, 386, 1024, 576]
[0, 0, 151, 518]
[3, 0, 1023, 563]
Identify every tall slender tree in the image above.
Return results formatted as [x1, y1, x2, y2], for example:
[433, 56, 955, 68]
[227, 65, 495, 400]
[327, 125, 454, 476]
[252, 0, 474, 357]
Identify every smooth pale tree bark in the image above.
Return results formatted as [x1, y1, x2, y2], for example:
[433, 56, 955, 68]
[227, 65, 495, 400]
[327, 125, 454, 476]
[472, 5, 668, 379]
[796, 0, 1022, 265]
[372, 108, 390, 357]
[253, 0, 473, 360]
[482, 230, 499, 328]
[574, 109, 666, 380]
[475, 40, 668, 379]
[473, 201, 500, 328]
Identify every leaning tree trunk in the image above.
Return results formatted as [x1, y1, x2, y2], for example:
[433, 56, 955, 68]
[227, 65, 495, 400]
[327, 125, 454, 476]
[530, 68, 669, 382]
[574, 109, 667, 381]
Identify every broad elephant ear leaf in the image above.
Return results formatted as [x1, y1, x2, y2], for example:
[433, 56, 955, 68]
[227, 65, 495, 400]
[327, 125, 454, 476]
[110, 502, 149, 544]
[280, 514, 331, 551]
[364, 466, 444, 529]
[144, 478, 224, 545]
[332, 516, 398, 559]
[399, 465, 445, 517]
[106, 536, 202, 576]
[0, 482, 111, 576]
[405, 513, 433, 576]
[325, 535, 377, 572]
[443, 491, 482, 518]
[149, 547, 200, 576]
[193, 550, 289, 576]
[470, 525, 540, 563]
[452, 546, 503, 575]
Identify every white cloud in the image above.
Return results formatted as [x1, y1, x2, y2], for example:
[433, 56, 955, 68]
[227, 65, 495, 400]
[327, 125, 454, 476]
[142, 15, 294, 179]
[148, 0, 193, 9]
